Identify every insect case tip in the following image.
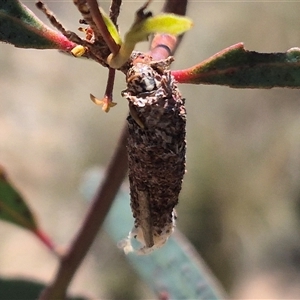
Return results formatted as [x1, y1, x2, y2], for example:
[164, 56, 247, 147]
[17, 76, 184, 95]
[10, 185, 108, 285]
[118, 213, 176, 255]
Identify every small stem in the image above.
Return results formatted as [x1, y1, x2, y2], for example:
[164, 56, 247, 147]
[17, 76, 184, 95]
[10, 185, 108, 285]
[163, 0, 188, 15]
[86, 0, 120, 55]
[150, 34, 177, 61]
[149, 0, 187, 60]
[90, 68, 117, 112]
[105, 67, 116, 100]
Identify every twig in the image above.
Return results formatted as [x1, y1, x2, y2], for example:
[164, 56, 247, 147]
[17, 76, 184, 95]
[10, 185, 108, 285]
[39, 125, 129, 300]
[109, 0, 122, 25]
[36, 1, 84, 45]
[37, 0, 108, 65]
[150, 0, 187, 60]
[163, 0, 188, 15]
[103, 67, 116, 102]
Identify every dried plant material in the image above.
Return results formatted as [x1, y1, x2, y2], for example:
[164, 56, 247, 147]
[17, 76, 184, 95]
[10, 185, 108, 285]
[109, 0, 122, 25]
[120, 54, 186, 255]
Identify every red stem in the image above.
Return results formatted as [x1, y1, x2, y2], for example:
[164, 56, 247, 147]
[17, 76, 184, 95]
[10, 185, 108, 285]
[150, 0, 188, 60]
[104, 67, 116, 100]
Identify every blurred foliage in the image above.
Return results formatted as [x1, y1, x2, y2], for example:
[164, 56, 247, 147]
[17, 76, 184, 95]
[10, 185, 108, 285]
[0, 0, 75, 50]
[1, 1, 300, 299]
[0, 165, 37, 230]
[0, 278, 86, 300]
[0, 278, 45, 300]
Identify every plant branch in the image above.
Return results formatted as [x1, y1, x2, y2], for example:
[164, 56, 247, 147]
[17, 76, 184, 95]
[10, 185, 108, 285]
[104, 67, 116, 101]
[109, 0, 122, 25]
[39, 124, 129, 300]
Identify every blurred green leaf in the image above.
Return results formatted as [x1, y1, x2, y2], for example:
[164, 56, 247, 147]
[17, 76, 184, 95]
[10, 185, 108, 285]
[0, 0, 75, 50]
[0, 278, 44, 300]
[81, 169, 226, 300]
[0, 166, 37, 230]
[0, 166, 55, 251]
[0, 278, 87, 300]
[172, 43, 300, 88]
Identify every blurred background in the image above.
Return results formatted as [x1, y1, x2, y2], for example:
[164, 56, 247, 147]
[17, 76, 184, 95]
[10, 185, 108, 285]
[1, 0, 300, 298]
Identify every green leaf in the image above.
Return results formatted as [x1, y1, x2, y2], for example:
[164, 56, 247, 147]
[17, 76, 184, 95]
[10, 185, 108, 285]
[99, 7, 122, 45]
[0, 166, 37, 230]
[108, 13, 192, 68]
[0, 165, 55, 251]
[127, 14, 193, 44]
[0, 0, 75, 50]
[0, 277, 87, 300]
[0, 278, 44, 300]
[172, 43, 300, 88]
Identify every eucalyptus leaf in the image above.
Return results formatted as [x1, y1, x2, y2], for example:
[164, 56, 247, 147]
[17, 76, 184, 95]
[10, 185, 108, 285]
[172, 43, 300, 88]
[0, 166, 37, 231]
[0, 0, 75, 50]
[99, 7, 122, 45]
[0, 165, 55, 250]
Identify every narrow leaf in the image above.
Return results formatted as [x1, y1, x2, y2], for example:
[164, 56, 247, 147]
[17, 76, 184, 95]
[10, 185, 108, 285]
[132, 14, 193, 42]
[0, 167, 37, 230]
[172, 43, 300, 88]
[0, 0, 75, 50]
[99, 7, 122, 45]
[0, 166, 55, 251]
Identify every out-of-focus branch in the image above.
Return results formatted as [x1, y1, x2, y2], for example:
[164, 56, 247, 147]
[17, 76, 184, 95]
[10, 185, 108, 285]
[39, 125, 128, 300]
[109, 0, 122, 25]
